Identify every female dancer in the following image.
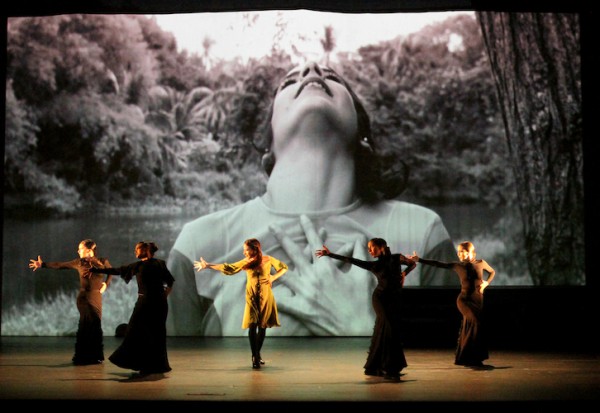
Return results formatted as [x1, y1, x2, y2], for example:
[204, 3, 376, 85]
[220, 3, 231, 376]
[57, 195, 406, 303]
[29, 239, 112, 365]
[194, 238, 288, 369]
[409, 241, 496, 366]
[316, 238, 416, 380]
[90, 241, 174, 375]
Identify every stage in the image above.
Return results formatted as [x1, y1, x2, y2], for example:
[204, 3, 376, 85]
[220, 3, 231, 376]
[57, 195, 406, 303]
[0, 336, 598, 410]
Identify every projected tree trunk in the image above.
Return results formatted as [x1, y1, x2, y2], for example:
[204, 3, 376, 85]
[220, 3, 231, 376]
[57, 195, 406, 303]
[476, 12, 584, 285]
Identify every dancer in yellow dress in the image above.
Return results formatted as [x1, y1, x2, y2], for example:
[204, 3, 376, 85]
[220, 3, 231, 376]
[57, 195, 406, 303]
[194, 238, 288, 369]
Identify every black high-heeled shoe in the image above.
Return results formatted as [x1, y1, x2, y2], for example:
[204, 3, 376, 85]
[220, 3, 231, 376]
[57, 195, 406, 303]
[252, 356, 261, 369]
[258, 353, 265, 365]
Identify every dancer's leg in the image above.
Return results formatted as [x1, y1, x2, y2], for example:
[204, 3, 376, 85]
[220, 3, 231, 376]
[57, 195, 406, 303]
[256, 327, 266, 364]
[248, 324, 260, 369]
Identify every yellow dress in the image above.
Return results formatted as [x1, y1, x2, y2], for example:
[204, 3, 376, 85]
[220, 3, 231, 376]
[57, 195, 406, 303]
[214, 256, 287, 329]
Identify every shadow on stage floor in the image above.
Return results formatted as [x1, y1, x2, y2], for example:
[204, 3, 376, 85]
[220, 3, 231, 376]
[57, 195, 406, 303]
[1, 336, 598, 411]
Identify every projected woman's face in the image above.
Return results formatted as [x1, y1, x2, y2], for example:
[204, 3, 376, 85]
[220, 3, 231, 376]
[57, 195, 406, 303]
[270, 61, 358, 150]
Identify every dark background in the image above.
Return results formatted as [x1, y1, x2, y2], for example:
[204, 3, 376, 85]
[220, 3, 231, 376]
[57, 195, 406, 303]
[1, 0, 597, 352]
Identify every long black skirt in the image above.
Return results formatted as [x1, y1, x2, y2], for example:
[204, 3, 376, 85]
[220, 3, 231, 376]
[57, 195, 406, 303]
[109, 295, 171, 374]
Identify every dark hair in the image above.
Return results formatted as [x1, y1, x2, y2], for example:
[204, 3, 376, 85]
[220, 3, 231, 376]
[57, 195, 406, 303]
[255, 65, 408, 203]
[242, 238, 262, 270]
[135, 241, 158, 259]
[80, 239, 97, 251]
[369, 238, 391, 255]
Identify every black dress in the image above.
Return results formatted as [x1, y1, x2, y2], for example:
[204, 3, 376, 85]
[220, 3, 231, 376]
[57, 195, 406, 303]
[327, 252, 416, 377]
[42, 257, 112, 364]
[95, 258, 175, 374]
[418, 258, 494, 366]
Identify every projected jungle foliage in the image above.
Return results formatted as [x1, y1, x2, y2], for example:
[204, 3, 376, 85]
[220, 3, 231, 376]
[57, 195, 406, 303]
[3, 11, 584, 337]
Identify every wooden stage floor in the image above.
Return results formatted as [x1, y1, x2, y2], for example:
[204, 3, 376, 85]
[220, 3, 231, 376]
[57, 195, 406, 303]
[1, 336, 598, 410]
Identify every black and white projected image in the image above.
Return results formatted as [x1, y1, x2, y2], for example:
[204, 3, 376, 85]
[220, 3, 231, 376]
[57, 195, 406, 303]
[3, 9, 584, 337]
